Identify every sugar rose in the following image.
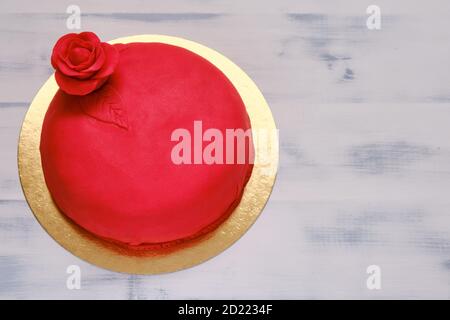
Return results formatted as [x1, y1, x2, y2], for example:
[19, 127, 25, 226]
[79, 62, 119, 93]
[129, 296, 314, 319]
[51, 32, 119, 95]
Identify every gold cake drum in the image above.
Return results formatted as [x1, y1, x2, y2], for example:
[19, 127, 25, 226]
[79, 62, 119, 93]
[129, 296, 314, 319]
[18, 35, 278, 274]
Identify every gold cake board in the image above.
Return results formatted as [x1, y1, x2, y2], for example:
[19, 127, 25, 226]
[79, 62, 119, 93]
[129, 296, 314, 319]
[18, 35, 278, 274]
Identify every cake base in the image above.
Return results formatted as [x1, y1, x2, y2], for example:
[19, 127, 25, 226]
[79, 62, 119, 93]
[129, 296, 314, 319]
[18, 35, 278, 274]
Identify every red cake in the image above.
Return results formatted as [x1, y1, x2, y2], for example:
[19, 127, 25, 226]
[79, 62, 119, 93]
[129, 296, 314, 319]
[40, 32, 254, 248]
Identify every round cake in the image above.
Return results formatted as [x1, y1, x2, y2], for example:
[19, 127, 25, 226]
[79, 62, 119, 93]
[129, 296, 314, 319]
[40, 33, 254, 248]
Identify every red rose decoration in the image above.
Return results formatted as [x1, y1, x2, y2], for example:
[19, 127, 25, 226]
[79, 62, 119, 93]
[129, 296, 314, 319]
[51, 32, 119, 96]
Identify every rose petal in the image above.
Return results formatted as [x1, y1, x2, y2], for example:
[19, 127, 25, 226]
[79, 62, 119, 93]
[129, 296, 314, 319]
[64, 44, 97, 71]
[67, 38, 93, 50]
[55, 60, 85, 77]
[58, 38, 93, 68]
[53, 33, 77, 52]
[51, 33, 77, 69]
[55, 71, 106, 96]
[82, 44, 106, 73]
[63, 39, 92, 63]
[93, 43, 119, 79]
[58, 43, 102, 76]
[78, 32, 101, 44]
[57, 37, 82, 60]
[66, 39, 94, 56]
[69, 50, 97, 71]
[73, 70, 96, 80]
[68, 47, 90, 65]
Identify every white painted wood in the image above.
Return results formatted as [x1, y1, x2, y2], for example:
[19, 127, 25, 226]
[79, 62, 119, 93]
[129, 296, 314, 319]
[0, 0, 449, 299]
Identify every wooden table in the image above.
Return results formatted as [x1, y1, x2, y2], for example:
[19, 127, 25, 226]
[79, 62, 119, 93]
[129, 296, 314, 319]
[0, 0, 449, 299]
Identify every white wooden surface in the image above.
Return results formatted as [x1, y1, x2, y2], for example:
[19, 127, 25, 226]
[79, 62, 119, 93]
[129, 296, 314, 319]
[1, 0, 449, 299]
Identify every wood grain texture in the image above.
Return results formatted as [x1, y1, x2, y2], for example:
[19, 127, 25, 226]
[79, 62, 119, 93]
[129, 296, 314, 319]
[0, 0, 449, 299]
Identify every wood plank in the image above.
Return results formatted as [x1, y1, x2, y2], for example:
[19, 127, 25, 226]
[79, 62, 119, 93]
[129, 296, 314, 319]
[0, 0, 449, 299]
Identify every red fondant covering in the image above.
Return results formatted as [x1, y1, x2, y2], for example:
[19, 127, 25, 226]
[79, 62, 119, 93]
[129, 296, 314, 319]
[40, 42, 253, 247]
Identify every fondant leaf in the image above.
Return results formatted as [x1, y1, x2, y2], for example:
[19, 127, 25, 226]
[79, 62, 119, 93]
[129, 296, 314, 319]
[79, 84, 128, 130]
